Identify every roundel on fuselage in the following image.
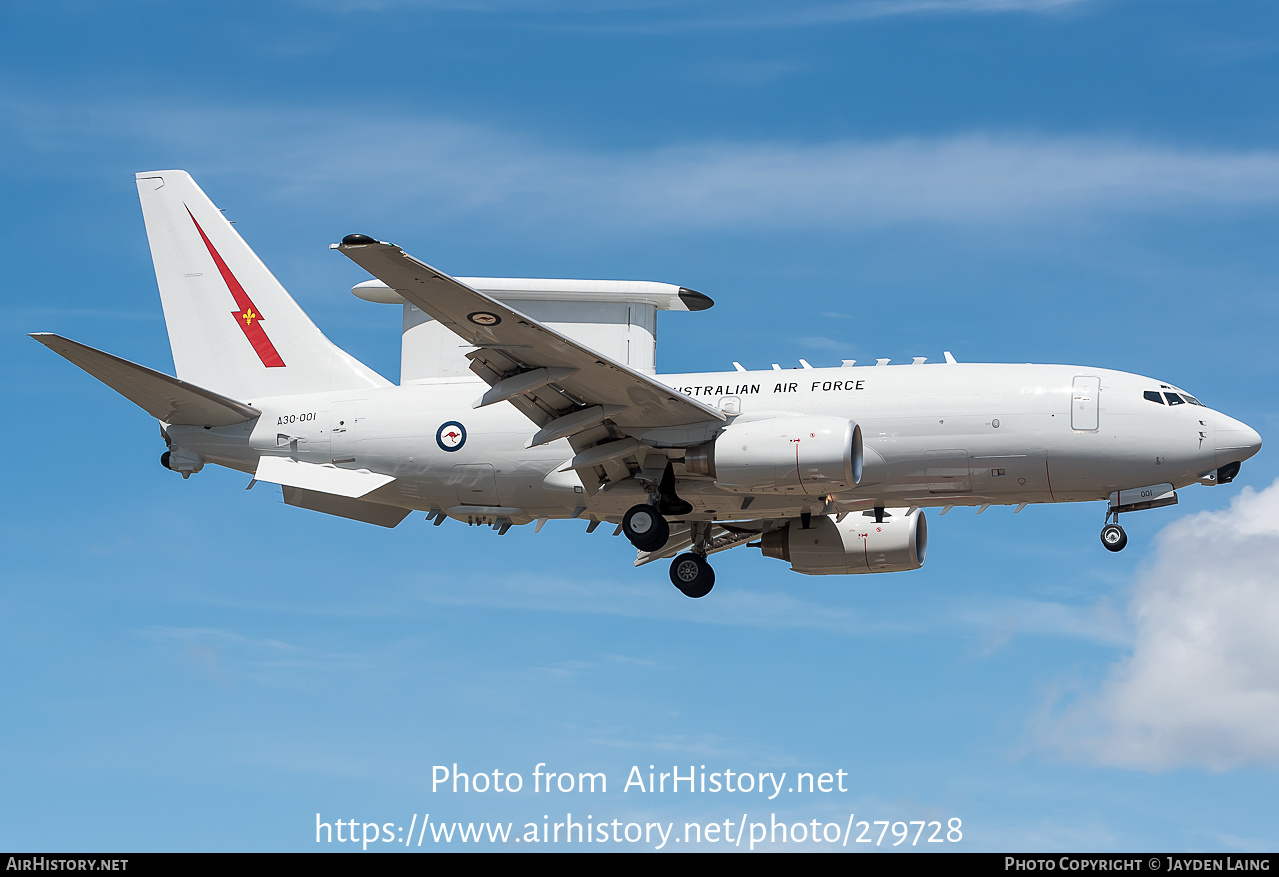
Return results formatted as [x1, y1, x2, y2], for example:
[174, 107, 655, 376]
[436, 421, 467, 452]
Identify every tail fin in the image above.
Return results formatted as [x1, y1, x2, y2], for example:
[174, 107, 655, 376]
[135, 170, 389, 400]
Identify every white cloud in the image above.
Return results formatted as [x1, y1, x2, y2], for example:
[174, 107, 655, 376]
[795, 336, 853, 351]
[136, 626, 372, 685]
[1038, 479, 1279, 770]
[169, 125, 1279, 230]
[961, 596, 1130, 653]
[634, 0, 1096, 30]
[300, 0, 1095, 28]
[155, 126, 1279, 232]
[403, 567, 913, 633]
[9, 99, 1279, 234]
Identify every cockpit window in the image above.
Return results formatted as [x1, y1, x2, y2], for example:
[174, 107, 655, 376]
[1165, 393, 1185, 406]
[1184, 395, 1205, 406]
[1144, 391, 1164, 405]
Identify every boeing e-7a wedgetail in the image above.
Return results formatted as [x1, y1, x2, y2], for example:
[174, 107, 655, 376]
[31, 171, 1263, 598]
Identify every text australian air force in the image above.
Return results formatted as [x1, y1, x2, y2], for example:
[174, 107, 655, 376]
[673, 379, 867, 396]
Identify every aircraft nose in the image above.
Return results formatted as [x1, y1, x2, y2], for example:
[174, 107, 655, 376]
[1215, 413, 1263, 464]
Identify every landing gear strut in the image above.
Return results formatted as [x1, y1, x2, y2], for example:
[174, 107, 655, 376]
[669, 553, 715, 598]
[1100, 509, 1127, 552]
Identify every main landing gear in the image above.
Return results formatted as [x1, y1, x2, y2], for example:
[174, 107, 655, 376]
[668, 520, 717, 599]
[623, 464, 715, 599]
[621, 502, 718, 599]
[621, 461, 690, 553]
[669, 553, 715, 599]
[1100, 509, 1127, 553]
[622, 503, 670, 553]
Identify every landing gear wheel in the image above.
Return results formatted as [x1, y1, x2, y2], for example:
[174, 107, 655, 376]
[1100, 523, 1127, 552]
[670, 553, 715, 598]
[623, 504, 670, 552]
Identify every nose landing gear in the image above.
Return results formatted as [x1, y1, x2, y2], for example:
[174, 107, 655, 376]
[1100, 522, 1127, 552]
[1099, 484, 1180, 552]
[1100, 507, 1127, 552]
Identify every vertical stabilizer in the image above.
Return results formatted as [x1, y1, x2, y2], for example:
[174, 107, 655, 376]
[136, 171, 389, 400]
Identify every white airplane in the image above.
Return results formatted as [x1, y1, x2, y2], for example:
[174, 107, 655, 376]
[32, 171, 1263, 598]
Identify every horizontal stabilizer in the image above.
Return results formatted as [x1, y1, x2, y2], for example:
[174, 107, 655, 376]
[255, 456, 394, 498]
[281, 486, 409, 528]
[30, 333, 260, 427]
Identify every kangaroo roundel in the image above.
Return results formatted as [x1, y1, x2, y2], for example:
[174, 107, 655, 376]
[436, 421, 467, 452]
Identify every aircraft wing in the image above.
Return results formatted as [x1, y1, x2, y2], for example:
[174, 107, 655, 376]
[334, 236, 725, 448]
[31, 333, 260, 427]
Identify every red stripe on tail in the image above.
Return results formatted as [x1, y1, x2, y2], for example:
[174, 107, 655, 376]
[186, 207, 286, 368]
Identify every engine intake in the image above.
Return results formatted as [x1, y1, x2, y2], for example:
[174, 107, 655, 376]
[761, 509, 928, 575]
[684, 416, 862, 495]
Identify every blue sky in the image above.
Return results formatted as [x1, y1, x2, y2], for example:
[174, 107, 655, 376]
[4, 0, 1279, 852]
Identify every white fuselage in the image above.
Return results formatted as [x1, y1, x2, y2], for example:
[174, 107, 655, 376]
[166, 361, 1255, 525]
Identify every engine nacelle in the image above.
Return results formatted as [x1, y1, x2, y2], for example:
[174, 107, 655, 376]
[684, 416, 862, 495]
[161, 446, 204, 478]
[760, 509, 928, 575]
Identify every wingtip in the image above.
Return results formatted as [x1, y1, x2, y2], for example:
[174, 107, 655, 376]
[678, 287, 714, 311]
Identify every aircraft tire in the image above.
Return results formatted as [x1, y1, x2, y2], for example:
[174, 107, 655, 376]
[1100, 523, 1128, 552]
[623, 504, 670, 552]
[670, 553, 715, 598]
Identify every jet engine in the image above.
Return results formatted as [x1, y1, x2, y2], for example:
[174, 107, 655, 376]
[760, 509, 928, 575]
[683, 416, 862, 495]
[160, 446, 205, 478]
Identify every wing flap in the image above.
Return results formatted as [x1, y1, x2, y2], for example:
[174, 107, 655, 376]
[31, 333, 260, 427]
[254, 456, 395, 498]
[281, 486, 410, 528]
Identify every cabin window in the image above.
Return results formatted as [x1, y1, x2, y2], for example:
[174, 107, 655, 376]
[1143, 391, 1164, 404]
